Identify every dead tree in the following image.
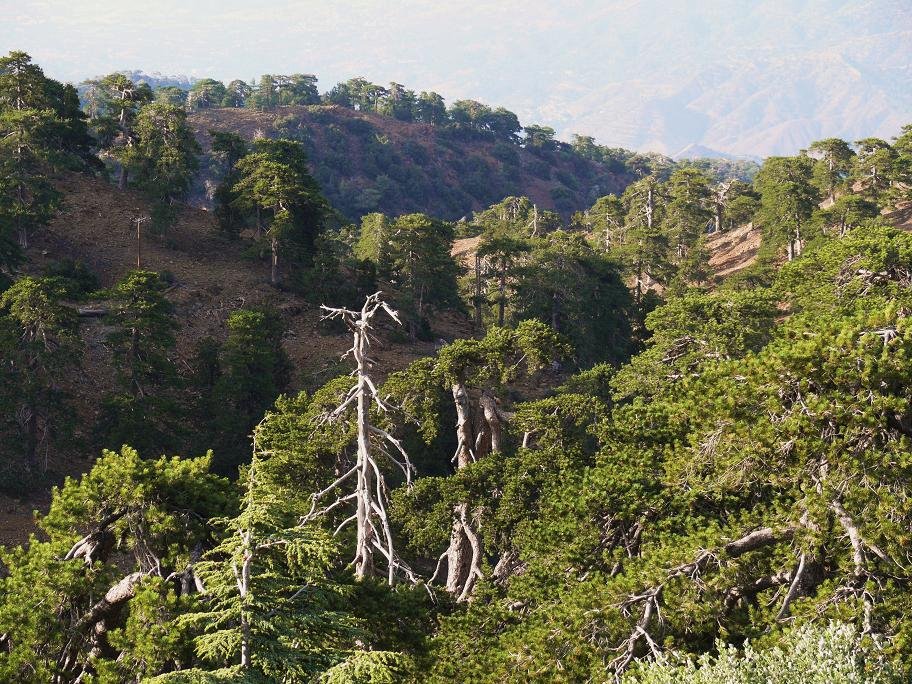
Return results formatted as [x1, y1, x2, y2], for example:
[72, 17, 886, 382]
[305, 292, 417, 586]
[710, 179, 735, 234]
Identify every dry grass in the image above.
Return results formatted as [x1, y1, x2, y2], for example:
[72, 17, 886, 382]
[0, 174, 471, 544]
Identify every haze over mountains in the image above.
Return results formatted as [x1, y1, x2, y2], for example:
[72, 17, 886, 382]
[533, 0, 912, 158]
[5, 0, 912, 157]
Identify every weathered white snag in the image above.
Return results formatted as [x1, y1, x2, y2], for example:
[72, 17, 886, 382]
[306, 292, 416, 586]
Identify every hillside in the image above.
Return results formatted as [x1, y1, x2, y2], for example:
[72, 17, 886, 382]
[0, 174, 472, 544]
[7, 11, 912, 680]
[5, 165, 909, 546]
[0, 167, 776, 545]
[9, 169, 912, 680]
[189, 105, 635, 222]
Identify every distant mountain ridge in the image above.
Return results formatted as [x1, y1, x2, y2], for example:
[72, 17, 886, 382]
[114, 71, 196, 90]
[79, 1, 912, 160]
[671, 144, 760, 163]
[508, 1, 912, 157]
[30, 1, 912, 160]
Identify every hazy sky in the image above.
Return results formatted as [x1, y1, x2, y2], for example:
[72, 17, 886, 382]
[4, 1, 547, 85]
[3, 1, 911, 155]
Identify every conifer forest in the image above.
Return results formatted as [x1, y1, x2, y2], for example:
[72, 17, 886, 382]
[2, 5, 912, 681]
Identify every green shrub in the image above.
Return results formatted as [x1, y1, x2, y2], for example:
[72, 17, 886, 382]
[624, 623, 902, 684]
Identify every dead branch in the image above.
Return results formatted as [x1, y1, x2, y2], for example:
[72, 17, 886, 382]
[776, 552, 807, 620]
[308, 293, 415, 586]
[63, 510, 127, 566]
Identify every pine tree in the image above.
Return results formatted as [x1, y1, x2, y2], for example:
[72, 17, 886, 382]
[94, 73, 153, 188]
[0, 51, 68, 252]
[206, 308, 291, 474]
[754, 155, 818, 260]
[232, 139, 328, 284]
[808, 137, 855, 203]
[0, 446, 233, 682]
[129, 102, 200, 230]
[852, 137, 897, 205]
[0, 276, 80, 482]
[621, 175, 671, 300]
[663, 167, 712, 279]
[388, 320, 569, 600]
[382, 213, 460, 339]
[210, 131, 249, 238]
[100, 270, 182, 454]
[511, 231, 634, 364]
[170, 448, 354, 680]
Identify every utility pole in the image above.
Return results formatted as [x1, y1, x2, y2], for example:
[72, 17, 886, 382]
[133, 215, 150, 268]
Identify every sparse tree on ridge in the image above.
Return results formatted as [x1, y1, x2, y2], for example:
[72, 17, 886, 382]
[96, 73, 153, 188]
[808, 137, 855, 203]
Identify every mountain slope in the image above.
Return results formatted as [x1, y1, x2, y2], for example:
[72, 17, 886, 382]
[189, 105, 634, 221]
[0, 173, 470, 542]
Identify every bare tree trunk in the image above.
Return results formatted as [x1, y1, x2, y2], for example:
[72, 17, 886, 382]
[446, 504, 471, 594]
[452, 382, 474, 469]
[474, 253, 483, 329]
[236, 530, 252, 668]
[270, 234, 279, 285]
[57, 571, 147, 682]
[443, 384, 507, 600]
[479, 390, 503, 454]
[447, 382, 476, 596]
[354, 334, 374, 580]
[457, 507, 484, 601]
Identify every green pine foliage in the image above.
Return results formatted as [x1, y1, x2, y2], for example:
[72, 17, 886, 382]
[0, 50, 96, 266]
[98, 270, 184, 455]
[0, 276, 81, 489]
[129, 101, 200, 230]
[0, 446, 234, 682]
[168, 453, 357, 681]
[229, 138, 329, 284]
[199, 308, 291, 474]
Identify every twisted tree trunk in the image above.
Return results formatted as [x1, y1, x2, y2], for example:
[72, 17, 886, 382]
[444, 385, 507, 599]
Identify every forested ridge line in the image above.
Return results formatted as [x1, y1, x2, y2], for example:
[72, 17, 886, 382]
[94, 66, 759, 222]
